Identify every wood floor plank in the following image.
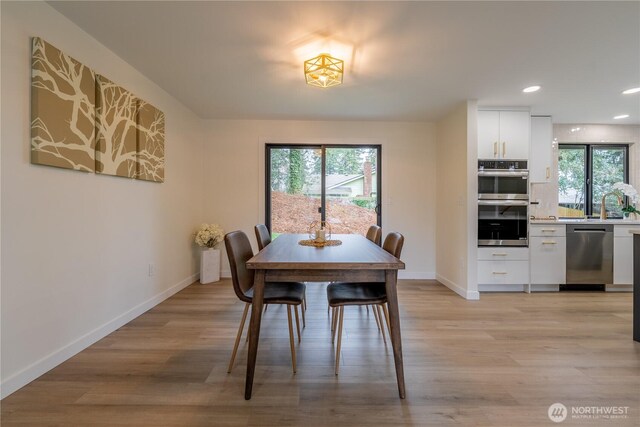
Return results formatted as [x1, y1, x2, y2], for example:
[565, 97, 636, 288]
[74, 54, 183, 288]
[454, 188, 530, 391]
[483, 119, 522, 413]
[1, 280, 638, 426]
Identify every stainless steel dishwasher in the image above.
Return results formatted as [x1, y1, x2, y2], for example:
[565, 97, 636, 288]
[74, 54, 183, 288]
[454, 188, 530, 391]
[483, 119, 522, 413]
[565, 223, 614, 287]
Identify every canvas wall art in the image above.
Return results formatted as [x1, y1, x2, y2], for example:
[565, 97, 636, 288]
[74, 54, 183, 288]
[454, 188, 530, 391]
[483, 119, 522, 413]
[136, 101, 165, 182]
[31, 37, 96, 172]
[31, 37, 165, 182]
[95, 75, 138, 178]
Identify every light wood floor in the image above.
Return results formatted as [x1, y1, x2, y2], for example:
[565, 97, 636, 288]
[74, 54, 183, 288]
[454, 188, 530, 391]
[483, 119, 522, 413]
[2, 281, 638, 426]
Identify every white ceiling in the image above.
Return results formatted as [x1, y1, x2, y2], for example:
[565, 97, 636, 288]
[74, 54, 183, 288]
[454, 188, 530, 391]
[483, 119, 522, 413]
[49, 1, 640, 124]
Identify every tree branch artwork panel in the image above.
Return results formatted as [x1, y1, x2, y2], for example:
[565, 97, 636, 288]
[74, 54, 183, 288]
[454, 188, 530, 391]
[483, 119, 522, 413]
[31, 37, 96, 172]
[136, 100, 165, 182]
[95, 75, 138, 178]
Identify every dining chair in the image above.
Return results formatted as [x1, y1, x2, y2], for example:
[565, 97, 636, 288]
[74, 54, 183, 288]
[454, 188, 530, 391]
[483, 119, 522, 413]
[330, 225, 384, 337]
[254, 224, 271, 250]
[326, 232, 404, 375]
[225, 230, 306, 374]
[366, 224, 382, 246]
[254, 224, 306, 324]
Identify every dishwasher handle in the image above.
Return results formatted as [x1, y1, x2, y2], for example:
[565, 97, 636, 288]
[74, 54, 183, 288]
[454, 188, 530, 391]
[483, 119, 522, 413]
[572, 228, 609, 233]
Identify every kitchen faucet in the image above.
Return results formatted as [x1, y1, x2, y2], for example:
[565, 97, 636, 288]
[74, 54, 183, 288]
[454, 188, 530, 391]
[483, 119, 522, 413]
[600, 191, 623, 220]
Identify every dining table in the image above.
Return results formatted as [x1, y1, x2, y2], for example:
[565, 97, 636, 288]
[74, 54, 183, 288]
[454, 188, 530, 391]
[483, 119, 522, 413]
[244, 233, 406, 400]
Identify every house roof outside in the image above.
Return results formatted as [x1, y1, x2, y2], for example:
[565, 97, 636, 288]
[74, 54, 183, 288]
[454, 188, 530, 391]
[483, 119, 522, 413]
[303, 171, 377, 197]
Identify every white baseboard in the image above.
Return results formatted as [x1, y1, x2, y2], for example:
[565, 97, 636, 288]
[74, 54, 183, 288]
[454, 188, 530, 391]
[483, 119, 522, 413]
[436, 274, 480, 300]
[0, 272, 198, 399]
[478, 283, 559, 292]
[605, 284, 633, 292]
[398, 271, 435, 280]
[479, 283, 527, 292]
[533, 284, 560, 292]
[221, 269, 231, 279]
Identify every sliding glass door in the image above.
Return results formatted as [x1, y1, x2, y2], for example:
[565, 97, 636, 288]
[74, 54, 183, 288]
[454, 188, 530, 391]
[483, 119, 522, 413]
[266, 144, 381, 237]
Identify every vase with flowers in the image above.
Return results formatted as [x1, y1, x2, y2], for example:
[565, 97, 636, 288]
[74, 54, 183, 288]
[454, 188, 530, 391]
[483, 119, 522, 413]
[194, 223, 224, 283]
[612, 182, 639, 220]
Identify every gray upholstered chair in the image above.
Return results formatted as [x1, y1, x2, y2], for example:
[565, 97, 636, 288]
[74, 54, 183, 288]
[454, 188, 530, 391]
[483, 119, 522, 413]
[225, 230, 305, 374]
[326, 232, 404, 375]
[330, 225, 385, 338]
[254, 224, 271, 250]
[254, 224, 306, 323]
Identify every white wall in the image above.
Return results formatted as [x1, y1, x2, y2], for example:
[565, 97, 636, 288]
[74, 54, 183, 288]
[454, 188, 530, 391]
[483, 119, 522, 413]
[201, 120, 436, 279]
[1, 1, 204, 397]
[435, 101, 479, 300]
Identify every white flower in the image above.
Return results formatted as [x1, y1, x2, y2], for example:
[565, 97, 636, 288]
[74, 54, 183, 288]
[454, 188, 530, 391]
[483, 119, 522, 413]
[194, 223, 225, 248]
[612, 182, 639, 204]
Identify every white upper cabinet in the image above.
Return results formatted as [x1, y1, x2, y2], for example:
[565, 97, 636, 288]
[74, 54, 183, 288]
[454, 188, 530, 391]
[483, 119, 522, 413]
[478, 109, 530, 160]
[478, 110, 501, 159]
[529, 116, 553, 183]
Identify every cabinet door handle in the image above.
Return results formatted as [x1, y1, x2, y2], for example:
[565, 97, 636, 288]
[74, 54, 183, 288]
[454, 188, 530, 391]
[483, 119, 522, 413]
[492, 271, 507, 275]
[542, 241, 557, 245]
[546, 167, 550, 179]
[502, 142, 506, 157]
[493, 142, 498, 157]
[492, 253, 508, 256]
[541, 229, 557, 232]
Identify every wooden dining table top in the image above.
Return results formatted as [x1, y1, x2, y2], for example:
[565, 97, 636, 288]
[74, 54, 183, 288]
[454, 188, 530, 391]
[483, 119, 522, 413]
[246, 233, 406, 270]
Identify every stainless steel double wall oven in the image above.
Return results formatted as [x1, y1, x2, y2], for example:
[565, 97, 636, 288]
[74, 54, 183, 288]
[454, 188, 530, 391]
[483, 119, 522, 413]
[478, 160, 529, 247]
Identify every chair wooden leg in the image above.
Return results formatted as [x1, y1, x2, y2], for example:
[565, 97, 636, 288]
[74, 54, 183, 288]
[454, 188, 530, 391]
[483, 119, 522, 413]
[331, 307, 336, 331]
[335, 306, 344, 375]
[294, 305, 302, 343]
[303, 292, 307, 311]
[300, 300, 306, 327]
[228, 303, 250, 373]
[331, 307, 339, 343]
[372, 303, 382, 332]
[376, 305, 387, 343]
[381, 303, 392, 337]
[287, 306, 297, 374]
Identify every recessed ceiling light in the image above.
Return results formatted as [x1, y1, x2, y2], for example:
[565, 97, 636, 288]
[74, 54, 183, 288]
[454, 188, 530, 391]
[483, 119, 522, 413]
[523, 85, 541, 93]
[570, 127, 581, 132]
[622, 87, 640, 95]
[613, 114, 629, 120]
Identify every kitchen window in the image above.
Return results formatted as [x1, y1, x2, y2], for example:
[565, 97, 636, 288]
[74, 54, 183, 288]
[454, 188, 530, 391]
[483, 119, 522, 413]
[558, 144, 629, 218]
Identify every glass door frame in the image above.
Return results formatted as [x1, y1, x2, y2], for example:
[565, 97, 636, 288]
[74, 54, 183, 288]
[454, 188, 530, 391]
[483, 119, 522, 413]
[265, 143, 382, 233]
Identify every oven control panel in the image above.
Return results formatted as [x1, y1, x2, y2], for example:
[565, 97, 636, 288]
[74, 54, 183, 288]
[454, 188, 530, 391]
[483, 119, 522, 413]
[478, 160, 528, 170]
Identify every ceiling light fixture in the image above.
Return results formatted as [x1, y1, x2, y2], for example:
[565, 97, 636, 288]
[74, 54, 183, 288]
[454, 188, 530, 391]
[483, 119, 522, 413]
[304, 53, 343, 88]
[622, 87, 640, 95]
[613, 114, 629, 120]
[523, 85, 541, 93]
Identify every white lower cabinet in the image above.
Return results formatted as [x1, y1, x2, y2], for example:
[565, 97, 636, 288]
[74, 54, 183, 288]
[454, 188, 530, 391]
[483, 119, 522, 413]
[530, 236, 566, 284]
[613, 225, 638, 285]
[478, 247, 529, 286]
[527, 223, 638, 289]
[529, 224, 566, 286]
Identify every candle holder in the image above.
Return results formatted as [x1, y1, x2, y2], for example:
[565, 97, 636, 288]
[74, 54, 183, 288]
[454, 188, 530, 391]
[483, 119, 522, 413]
[308, 220, 332, 243]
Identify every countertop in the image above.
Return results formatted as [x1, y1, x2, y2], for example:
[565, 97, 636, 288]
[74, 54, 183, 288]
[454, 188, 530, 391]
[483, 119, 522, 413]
[531, 219, 640, 225]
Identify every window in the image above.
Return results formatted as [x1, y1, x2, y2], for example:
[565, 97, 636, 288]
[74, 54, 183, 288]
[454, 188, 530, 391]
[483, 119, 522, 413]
[265, 144, 381, 237]
[558, 144, 629, 218]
